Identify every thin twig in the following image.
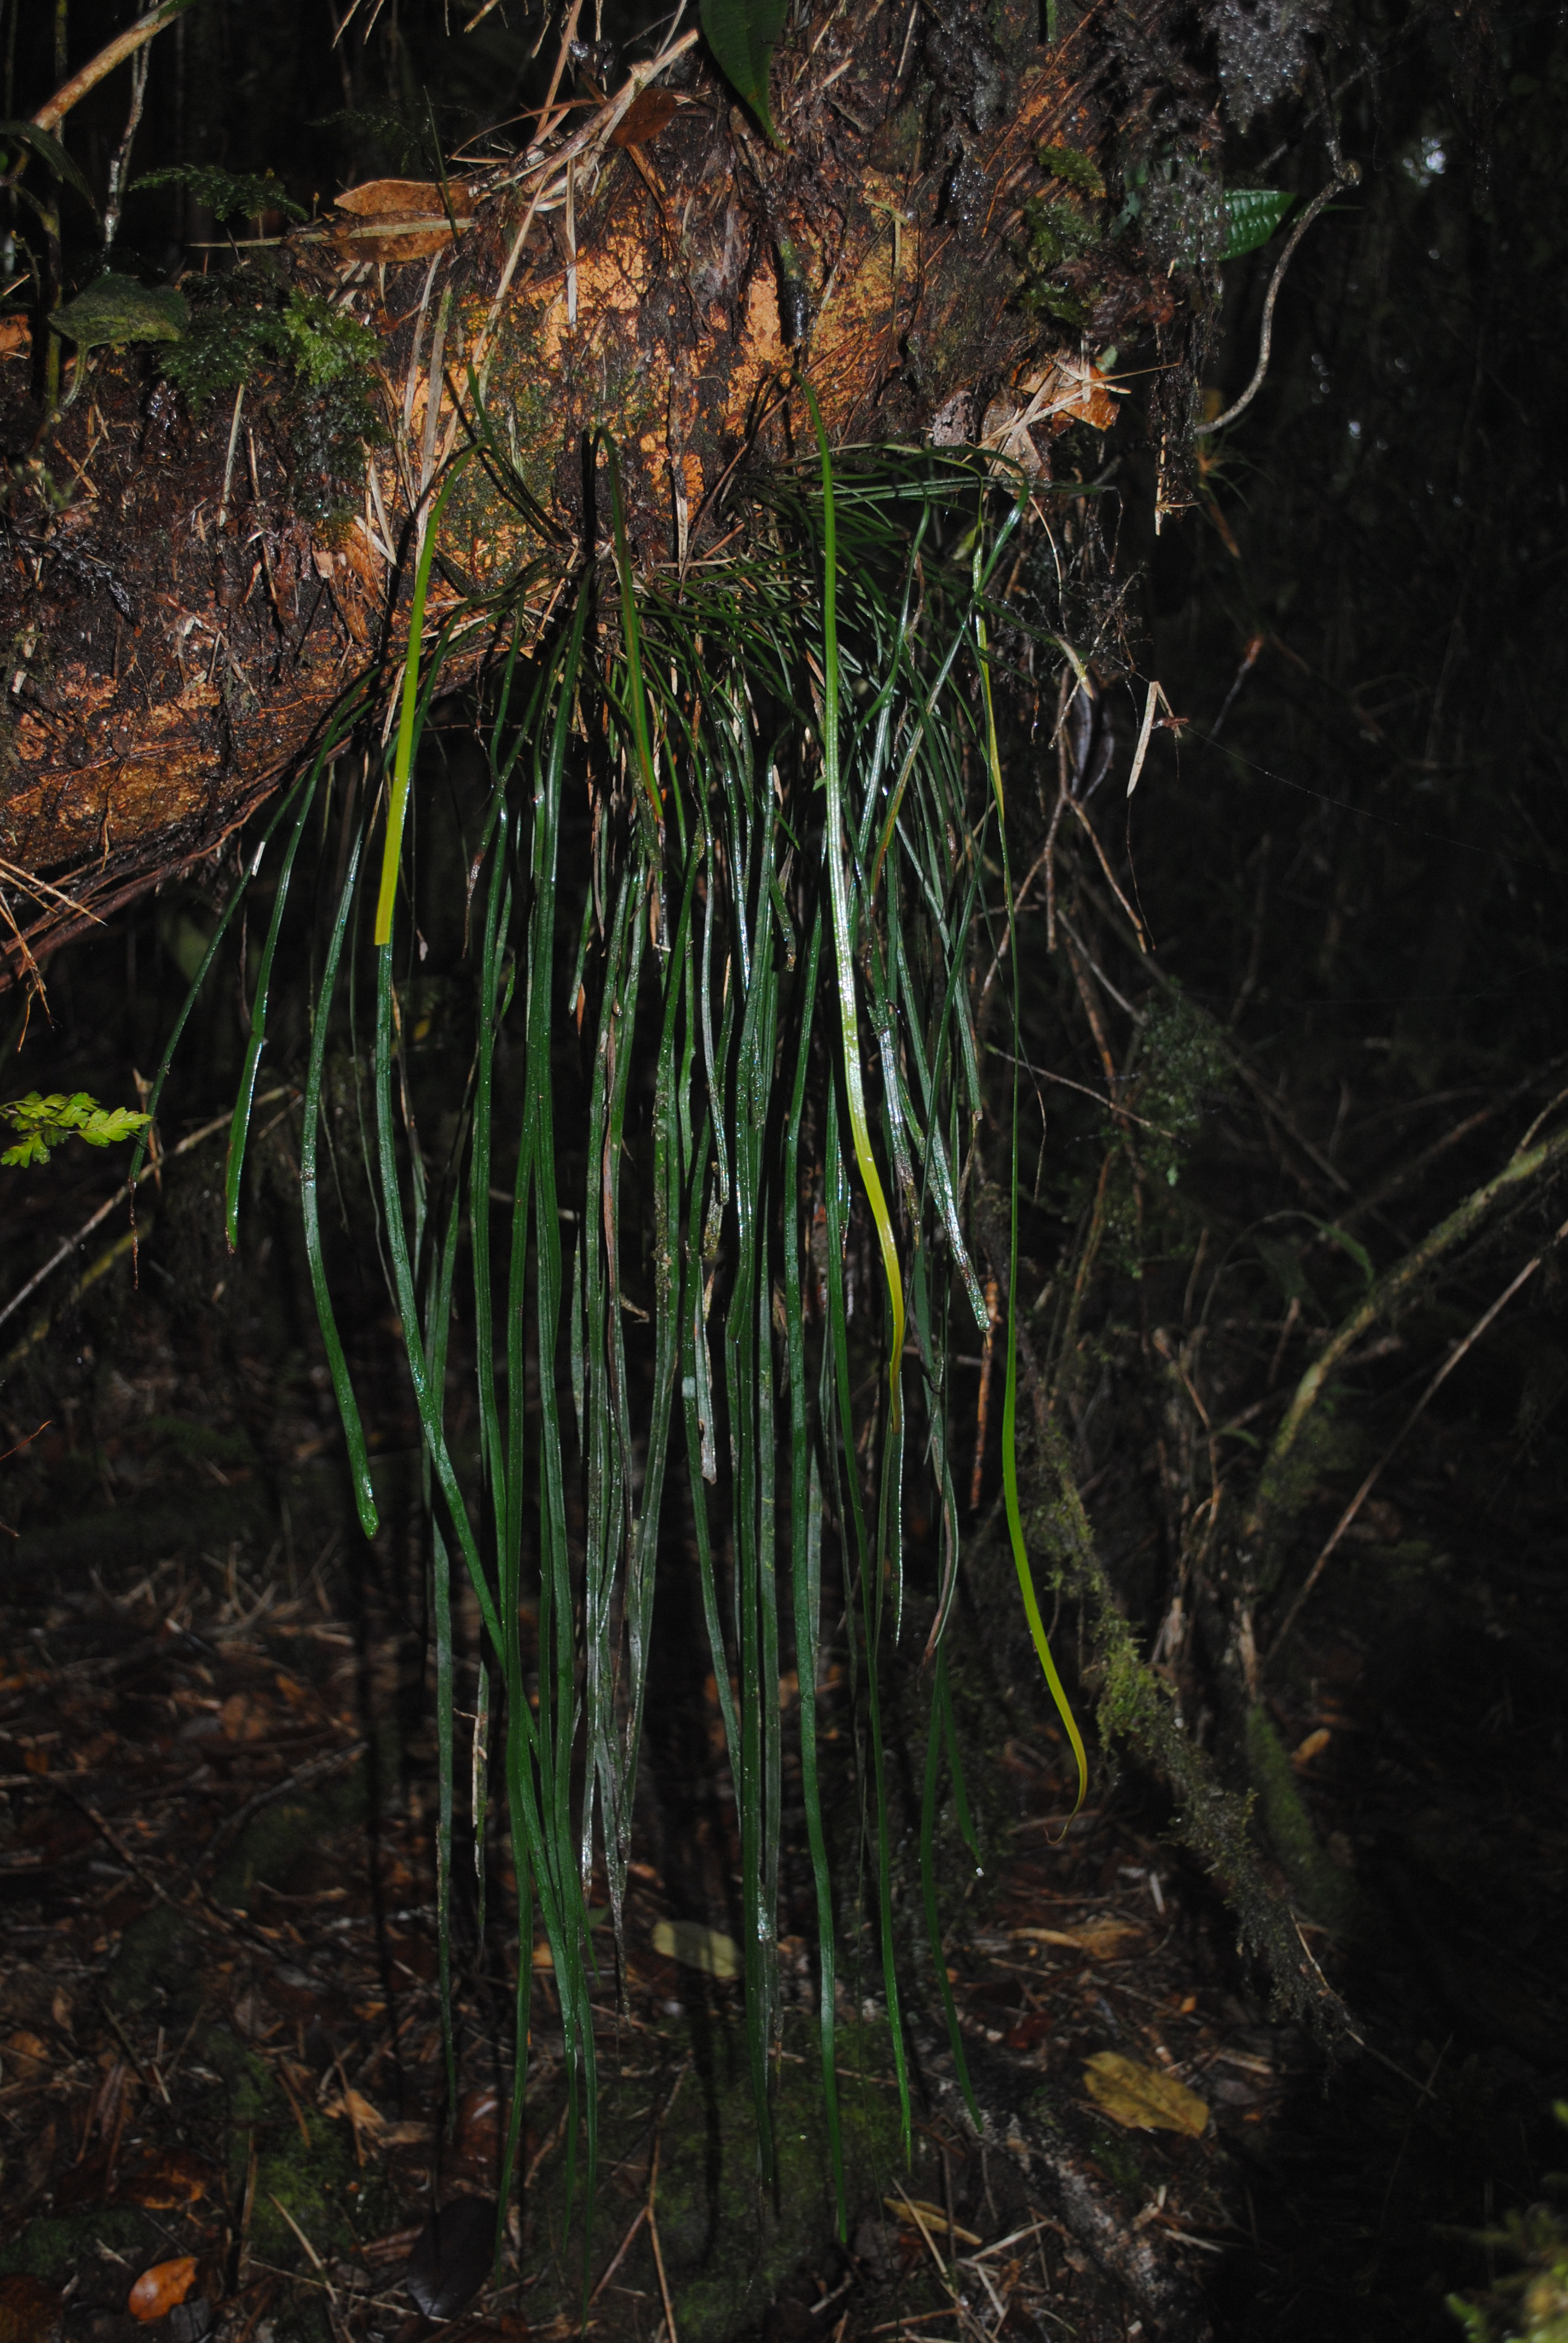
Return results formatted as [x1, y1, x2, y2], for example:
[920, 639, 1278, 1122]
[1194, 165, 1361, 438]
[1266, 1208, 1568, 1663]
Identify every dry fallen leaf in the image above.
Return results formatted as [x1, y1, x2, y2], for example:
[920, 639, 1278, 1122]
[1083, 2052, 1209, 2137]
[324, 2086, 385, 2140]
[120, 2146, 218, 2209]
[882, 2197, 983, 2247]
[651, 1918, 742, 1979]
[2, 2028, 50, 2082]
[1011, 1922, 1143, 1959]
[128, 2259, 199, 2324]
[332, 179, 478, 261]
[1017, 353, 1122, 434]
[611, 91, 679, 148]
[0, 2275, 61, 2343]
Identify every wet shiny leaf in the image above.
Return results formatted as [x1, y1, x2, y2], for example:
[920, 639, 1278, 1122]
[128, 2261, 200, 2325]
[404, 2198, 495, 2321]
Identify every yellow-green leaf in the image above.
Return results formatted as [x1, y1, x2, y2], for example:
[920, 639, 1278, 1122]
[1083, 2051, 1209, 2135]
[652, 1918, 742, 1979]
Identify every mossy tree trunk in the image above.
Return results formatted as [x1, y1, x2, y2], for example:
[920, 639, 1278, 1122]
[0, 0, 1210, 990]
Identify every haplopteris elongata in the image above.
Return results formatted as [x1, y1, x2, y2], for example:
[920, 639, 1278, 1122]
[224, 754, 321, 1248]
[373, 460, 468, 948]
[425, 1174, 465, 2121]
[299, 825, 379, 1537]
[781, 906, 845, 2231]
[821, 1076, 913, 2154]
[975, 611, 1088, 1808]
[500, 582, 596, 2255]
[126, 739, 348, 1190]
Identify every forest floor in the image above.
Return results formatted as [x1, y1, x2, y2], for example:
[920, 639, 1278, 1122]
[2, 1079, 1566, 2343]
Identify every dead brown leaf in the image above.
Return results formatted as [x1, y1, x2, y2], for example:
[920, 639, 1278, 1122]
[1082, 2052, 1209, 2136]
[323, 2085, 385, 2141]
[0, 2275, 61, 2343]
[128, 2260, 198, 2324]
[331, 179, 478, 261]
[119, 2146, 218, 2209]
[611, 92, 679, 148]
[2, 2028, 50, 2082]
[1011, 1922, 1143, 1959]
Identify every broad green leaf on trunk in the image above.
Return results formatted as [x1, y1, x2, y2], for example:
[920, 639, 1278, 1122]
[1223, 187, 1295, 259]
[52, 277, 189, 349]
[699, 0, 788, 143]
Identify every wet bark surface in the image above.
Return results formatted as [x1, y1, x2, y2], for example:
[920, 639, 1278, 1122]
[0, 0, 1197, 986]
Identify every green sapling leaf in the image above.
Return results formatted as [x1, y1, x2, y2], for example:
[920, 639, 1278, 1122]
[699, 0, 788, 143]
[0, 120, 99, 214]
[1223, 186, 1295, 260]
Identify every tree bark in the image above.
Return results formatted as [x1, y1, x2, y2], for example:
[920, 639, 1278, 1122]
[0, 0, 1202, 991]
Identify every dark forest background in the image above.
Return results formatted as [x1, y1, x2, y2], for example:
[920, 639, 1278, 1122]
[2, 3, 1567, 2341]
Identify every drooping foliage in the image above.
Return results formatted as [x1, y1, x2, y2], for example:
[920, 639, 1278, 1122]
[127, 413, 1092, 2234]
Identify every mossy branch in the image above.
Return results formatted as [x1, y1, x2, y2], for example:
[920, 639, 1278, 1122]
[967, 1185, 1346, 2031]
[1021, 1416, 1347, 2033]
[1250, 1116, 1568, 1540]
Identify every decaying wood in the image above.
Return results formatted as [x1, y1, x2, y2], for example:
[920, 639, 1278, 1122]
[0, 0, 1201, 992]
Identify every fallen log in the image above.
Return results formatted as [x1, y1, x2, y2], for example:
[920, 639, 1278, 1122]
[0, 0, 1232, 991]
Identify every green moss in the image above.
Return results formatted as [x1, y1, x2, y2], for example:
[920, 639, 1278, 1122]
[206, 2029, 393, 2265]
[159, 266, 385, 525]
[0, 2205, 152, 2281]
[1021, 1418, 1347, 2034]
[534, 2017, 906, 2343]
[109, 1902, 197, 2011]
[1244, 1706, 1357, 1935]
[212, 1799, 318, 1910]
[142, 1413, 256, 1465]
[1039, 145, 1106, 201]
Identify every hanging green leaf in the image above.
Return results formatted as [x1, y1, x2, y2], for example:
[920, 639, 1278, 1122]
[0, 120, 98, 215]
[1223, 186, 1295, 260]
[699, 0, 788, 144]
[51, 275, 189, 350]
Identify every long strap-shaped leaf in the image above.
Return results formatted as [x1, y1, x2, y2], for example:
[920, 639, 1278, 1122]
[225, 758, 321, 1246]
[300, 828, 379, 1536]
[822, 1082, 912, 2155]
[374, 462, 466, 946]
[802, 381, 906, 1435]
[127, 749, 339, 1188]
[976, 614, 1086, 1812]
[782, 910, 843, 2230]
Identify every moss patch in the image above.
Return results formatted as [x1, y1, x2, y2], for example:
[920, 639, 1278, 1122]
[1244, 1706, 1357, 1936]
[0, 2204, 153, 2281]
[534, 2017, 908, 2343]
